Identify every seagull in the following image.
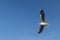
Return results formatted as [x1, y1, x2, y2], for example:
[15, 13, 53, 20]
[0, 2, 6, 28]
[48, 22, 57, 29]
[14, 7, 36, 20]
[38, 9, 48, 34]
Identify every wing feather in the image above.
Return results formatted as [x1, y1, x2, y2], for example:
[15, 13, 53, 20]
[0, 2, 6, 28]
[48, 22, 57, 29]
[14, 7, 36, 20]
[40, 9, 45, 22]
[38, 25, 44, 33]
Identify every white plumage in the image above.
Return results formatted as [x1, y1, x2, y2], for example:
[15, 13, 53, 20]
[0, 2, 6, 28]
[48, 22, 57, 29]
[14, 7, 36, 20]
[40, 22, 48, 26]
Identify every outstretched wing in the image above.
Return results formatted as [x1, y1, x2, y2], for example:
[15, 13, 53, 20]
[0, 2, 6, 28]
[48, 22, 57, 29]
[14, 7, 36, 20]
[40, 9, 45, 22]
[38, 25, 44, 33]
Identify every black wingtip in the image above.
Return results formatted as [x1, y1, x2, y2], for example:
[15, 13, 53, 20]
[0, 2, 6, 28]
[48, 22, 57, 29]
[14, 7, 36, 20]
[38, 31, 42, 34]
[40, 9, 44, 12]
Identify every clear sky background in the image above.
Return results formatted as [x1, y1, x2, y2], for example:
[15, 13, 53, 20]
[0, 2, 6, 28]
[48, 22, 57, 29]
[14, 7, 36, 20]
[0, 0, 60, 40]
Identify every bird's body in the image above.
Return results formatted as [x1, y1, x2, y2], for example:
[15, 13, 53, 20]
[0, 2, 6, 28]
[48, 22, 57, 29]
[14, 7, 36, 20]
[40, 22, 48, 26]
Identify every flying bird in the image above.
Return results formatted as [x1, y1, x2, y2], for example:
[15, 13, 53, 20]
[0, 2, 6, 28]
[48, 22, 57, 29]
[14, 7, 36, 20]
[38, 9, 48, 34]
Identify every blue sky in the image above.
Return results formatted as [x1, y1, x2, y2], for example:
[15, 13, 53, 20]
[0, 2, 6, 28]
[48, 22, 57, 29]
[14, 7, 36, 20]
[0, 0, 60, 40]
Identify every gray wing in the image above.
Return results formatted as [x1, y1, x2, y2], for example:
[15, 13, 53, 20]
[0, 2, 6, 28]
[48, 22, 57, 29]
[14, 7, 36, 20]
[38, 25, 44, 33]
[40, 9, 45, 22]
